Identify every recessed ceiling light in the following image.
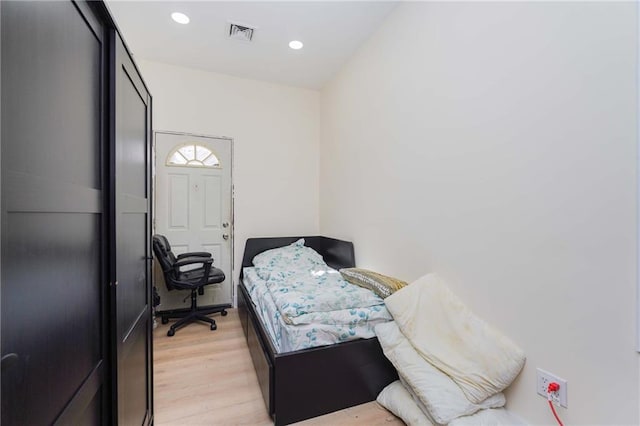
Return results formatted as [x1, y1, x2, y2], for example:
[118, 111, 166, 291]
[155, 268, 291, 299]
[289, 40, 303, 50]
[171, 12, 190, 25]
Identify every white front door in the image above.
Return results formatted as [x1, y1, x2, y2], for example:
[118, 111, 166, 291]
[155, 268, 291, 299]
[155, 131, 233, 309]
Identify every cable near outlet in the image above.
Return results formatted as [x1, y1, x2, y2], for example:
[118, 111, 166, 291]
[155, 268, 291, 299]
[547, 382, 564, 426]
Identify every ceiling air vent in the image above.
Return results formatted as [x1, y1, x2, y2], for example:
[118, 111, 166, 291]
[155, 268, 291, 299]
[229, 23, 254, 42]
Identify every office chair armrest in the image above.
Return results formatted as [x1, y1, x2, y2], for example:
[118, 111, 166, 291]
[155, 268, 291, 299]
[177, 252, 211, 259]
[173, 257, 213, 269]
[174, 259, 214, 288]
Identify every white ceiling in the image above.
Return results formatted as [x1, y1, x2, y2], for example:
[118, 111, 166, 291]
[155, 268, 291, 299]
[106, 1, 397, 90]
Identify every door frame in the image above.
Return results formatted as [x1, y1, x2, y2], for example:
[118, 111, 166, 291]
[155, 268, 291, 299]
[152, 130, 235, 305]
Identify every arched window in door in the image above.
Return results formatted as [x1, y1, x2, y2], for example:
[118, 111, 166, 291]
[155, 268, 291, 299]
[166, 143, 221, 168]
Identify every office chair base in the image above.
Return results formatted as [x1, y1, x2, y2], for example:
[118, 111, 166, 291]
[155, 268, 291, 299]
[158, 303, 231, 321]
[167, 313, 218, 336]
[159, 298, 231, 336]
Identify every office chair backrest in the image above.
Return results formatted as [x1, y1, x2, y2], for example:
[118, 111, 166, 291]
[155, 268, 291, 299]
[152, 235, 178, 290]
[155, 235, 177, 263]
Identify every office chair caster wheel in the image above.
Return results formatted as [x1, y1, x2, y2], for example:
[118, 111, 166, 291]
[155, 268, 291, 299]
[210, 324, 217, 331]
[167, 328, 175, 337]
[221, 310, 228, 316]
[161, 317, 169, 324]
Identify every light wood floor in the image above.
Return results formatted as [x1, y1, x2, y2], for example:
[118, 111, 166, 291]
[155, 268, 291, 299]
[153, 309, 402, 425]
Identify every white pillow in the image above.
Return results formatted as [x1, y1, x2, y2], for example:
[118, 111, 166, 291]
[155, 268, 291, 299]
[376, 381, 433, 426]
[252, 238, 325, 279]
[397, 376, 435, 422]
[375, 321, 505, 425]
[449, 408, 528, 426]
[385, 274, 526, 403]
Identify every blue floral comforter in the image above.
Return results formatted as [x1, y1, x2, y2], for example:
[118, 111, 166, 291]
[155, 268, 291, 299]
[250, 238, 388, 325]
[243, 266, 391, 352]
[264, 267, 387, 325]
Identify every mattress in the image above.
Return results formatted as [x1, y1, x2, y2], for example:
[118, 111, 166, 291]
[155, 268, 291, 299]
[243, 266, 391, 353]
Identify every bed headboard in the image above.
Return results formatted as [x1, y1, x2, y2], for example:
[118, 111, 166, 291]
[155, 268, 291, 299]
[239, 236, 355, 279]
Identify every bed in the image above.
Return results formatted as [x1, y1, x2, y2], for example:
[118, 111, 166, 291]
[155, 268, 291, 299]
[237, 236, 398, 425]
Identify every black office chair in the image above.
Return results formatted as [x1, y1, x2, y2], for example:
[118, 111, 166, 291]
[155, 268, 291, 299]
[152, 235, 228, 336]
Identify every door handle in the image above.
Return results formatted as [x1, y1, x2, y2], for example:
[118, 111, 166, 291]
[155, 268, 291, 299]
[222, 234, 229, 241]
[1, 353, 19, 373]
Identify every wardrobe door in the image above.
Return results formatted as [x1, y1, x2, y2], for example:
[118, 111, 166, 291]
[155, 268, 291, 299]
[1, 1, 108, 424]
[111, 31, 153, 425]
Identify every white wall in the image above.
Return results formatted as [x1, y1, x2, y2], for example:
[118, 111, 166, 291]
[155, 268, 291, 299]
[320, 2, 638, 424]
[139, 60, 320, 298]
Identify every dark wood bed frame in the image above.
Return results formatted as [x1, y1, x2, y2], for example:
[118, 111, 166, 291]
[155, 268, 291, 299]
[237, 236, 398, 426]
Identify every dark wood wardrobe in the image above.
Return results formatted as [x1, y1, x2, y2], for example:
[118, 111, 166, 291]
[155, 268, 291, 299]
[1, 1, 153, 424]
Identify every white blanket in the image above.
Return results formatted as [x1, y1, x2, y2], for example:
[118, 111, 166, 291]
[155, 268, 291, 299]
[385, 273, 526, 404]
[377, 381, 526, 426]
[375, 321, 505, 424]
[377, 381, 433, 426]
[449, 408, 527, 426]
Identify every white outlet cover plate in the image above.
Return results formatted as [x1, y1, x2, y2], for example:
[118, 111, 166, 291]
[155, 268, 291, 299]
[536, 368, 568, 408]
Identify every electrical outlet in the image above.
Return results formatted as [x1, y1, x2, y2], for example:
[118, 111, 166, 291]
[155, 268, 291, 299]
[536, 368, 568, 408]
